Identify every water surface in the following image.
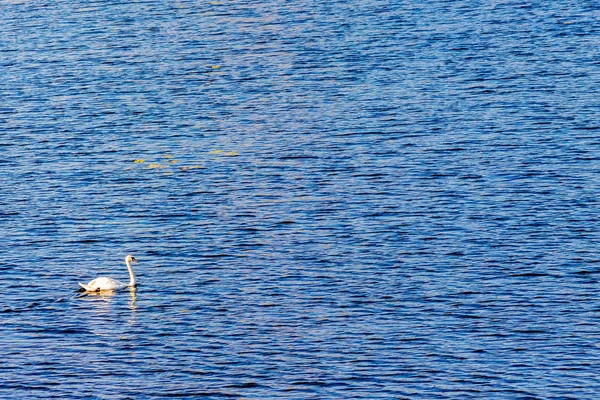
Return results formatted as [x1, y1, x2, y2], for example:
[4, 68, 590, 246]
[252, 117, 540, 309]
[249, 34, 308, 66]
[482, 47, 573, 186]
[2, 1, 600, 398]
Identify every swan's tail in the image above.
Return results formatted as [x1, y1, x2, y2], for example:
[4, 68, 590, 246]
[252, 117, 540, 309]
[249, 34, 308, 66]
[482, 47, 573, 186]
[78, 282, 91, 292]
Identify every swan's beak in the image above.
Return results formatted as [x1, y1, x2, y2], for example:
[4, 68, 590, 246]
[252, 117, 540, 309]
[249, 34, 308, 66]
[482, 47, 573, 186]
[132, 257, 139, 263]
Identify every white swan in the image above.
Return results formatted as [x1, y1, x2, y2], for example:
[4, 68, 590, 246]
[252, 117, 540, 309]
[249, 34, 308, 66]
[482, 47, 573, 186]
[78, 255, 139, 292]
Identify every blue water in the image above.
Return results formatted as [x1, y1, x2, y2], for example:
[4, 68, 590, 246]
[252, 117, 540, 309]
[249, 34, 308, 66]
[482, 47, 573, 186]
[2, 1, 600, 398]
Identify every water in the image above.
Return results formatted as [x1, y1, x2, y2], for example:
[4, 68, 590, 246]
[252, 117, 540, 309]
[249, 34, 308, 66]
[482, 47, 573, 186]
[1, 1, 600, 398]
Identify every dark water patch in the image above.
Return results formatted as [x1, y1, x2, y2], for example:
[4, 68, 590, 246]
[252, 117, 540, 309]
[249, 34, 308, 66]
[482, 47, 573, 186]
[157, 391, 239, 398]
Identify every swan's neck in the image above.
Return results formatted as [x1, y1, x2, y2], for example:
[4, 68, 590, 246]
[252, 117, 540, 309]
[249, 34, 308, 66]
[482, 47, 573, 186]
[126, 259, 136, 287]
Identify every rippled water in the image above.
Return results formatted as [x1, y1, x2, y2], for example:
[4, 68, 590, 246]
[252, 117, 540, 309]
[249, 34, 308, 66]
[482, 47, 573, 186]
[2, 1, 600, 398]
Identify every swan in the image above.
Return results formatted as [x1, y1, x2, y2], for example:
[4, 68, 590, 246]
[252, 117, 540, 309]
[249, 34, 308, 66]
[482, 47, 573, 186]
[78, 255, 139, 292]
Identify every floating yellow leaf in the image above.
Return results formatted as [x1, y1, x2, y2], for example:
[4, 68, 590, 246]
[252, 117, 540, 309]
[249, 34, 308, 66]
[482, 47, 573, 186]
[146, 163, 167, 169]
[212, 65, 221, 69]
[169, 160, 178, 164]
[133, 159, 145, 163]
[209, 150, 239, 156]
[163, 155, 175, 159]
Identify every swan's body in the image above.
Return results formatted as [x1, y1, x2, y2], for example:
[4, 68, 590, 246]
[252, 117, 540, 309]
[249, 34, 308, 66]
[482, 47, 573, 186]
[79, 255, 139, 292]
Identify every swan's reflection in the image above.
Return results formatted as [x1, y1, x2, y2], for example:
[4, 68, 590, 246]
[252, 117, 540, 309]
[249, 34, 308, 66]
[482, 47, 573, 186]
[128, 287, 138, 326]
[78, 289, 117, 314]
[78, 286, 137, 304]
[129, 286, 137, 310]
[78, 287, 138, 339]
[77, 287, 137, 315]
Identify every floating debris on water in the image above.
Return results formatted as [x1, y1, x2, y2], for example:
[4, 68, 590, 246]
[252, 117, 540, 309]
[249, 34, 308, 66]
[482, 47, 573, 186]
[146, 163, 167, 169]
[179, 165, 205, 172]
[208, 150, 239, 156]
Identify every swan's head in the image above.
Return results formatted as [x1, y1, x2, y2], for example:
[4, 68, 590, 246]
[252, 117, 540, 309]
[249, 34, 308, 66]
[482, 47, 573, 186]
[126, 255, 139, 264]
